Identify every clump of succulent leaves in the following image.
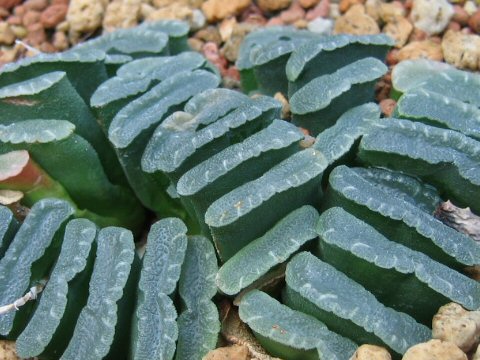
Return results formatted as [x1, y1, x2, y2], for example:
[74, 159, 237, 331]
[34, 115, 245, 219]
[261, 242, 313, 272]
[0, 19, 478, 360]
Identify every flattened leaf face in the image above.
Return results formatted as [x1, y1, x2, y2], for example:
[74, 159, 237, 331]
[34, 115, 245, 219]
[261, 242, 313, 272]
[286, 34, 393, 95]
[16, 219, 97, 358]
[395, 88, 480, 141]
[317, 207, 480, 324]
[205, 148, 326, 260]
[239, 290, 357, 360]
[131, 218, 188, 360]
[61, 227, 134, 360]
[0, 205, 18, 257]
[392, 59, 480, 106]
[0, 199, 74, 336]
[285, 252, 431, 356]
[0, 120, 75, 144]
[0, 150, 29, 180]
[109, 69, 220, 149]
[358, 119, 480, 213]
[176, 236, 219, 360]
[217, 206, 319, 295]
[324, 166, 479, 268]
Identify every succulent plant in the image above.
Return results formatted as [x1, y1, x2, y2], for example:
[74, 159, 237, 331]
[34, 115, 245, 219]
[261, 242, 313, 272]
[0, 20, 478, 360]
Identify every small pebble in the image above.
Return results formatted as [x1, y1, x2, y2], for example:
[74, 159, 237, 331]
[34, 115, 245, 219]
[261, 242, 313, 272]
[257, 0, 292, 13]
[452, 5, 470, 26]
[307, 17, 333, 34]
[22, 10, 40, 27]
[0, 340, 19, 360]
[202, 0, 251, 22]
[402, 339, 467, 360]
[41, 4, 68, 29]
[442, 29, 480, 70]
[350, 344, 392, 360]
[0, 20, 15, 45]
[52, 30, 69, 50]
[468, 10, 480, 33]
[24, 0, 48, 11]
[280, 1, 306, 23]
[0, 7, 9, 18]
[464, 0, 478, 16]
[396, 39, 443, 61]
[25, 21, 45, 45]
[0, 0, 21, 11]
[410, 0, 454, 35]
[383, 16, 413, 48]
[334, 4, 380, 35]
[306, 0, 330, 20]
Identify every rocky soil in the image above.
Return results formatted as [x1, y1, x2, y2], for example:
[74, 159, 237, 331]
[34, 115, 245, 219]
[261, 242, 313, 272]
[0, 0, 479, 359]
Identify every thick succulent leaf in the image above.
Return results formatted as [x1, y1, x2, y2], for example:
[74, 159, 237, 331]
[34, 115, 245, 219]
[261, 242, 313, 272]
[91, 52, 207, 109]
[16, 219, 97, 358]
[179, 236, 218, 308]
[239, 290, 357, 360]
[205, 148, 327, 261]
[0, 71, 126, 185]
[176, 236, 219, 360]
[0, 50, 108, 102]
[177, 119, 304, 223]
[131, 218, 187, 360]
[236, 26, 310, 92]
[394, 88, 480, 141]
[357, 119, 480, 214]
[0, 205, 18, 258]
[142, 96, 281, 182]
[61, 227, 134, 360]
[317, 207, 480, 324]
[109, 69, 220, 149]
[138, 20, 190, 54]
[0, 129, 145, 231]
[290, 57, 387, 135]
[175, 302, 219, 360]
[0, 149, 29, 180]
[0, 199, 74, 336]
[391, 59, 480, 105]
[0, 119, 74, 144]
[313, 103, 381, 166]
[69, 28, 168, 58]
[286, 34, 393, 95]
[324, 166, 479, 268]
[285, 252, 431, 356]
[217, 206, 319, 295]
[131, 293, 177, 360]
[183, 88, 251, 128]
[249, 31, 319, 95]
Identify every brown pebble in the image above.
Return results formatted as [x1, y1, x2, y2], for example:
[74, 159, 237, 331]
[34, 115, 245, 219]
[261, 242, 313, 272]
[6, 15, 21, 25]
[408, 27, 428, 42]
[187, 37, 204, 52]
[13, 4, 25, 17]
[403, 339, 467, 360]
[280, 1, 306, 23]
[334, 4, 380, 35]
[39, 41, 56, 52]
[24, 0, 48, 11]
[379, 99, 396, 117]
[195, 26, 222, 45]
[225, 65, 241, 81]
[266, 16, 284, 25]
[52, 30, 68, 50]
[339, 0, 363, 13]
[0, 0, 21, 11]
[447, 21, 462, 31]
[396, 39, 444, 62]
[25, 22, 45, 45]
[51, 0, 69, 4]
[386, 48, 399, 65]
[0, 6, 9, 18]
[257, 0, 292, 13]
[306, 0, 330, 20]
[22, 10, 40, 27]
[452, 5, 470, 25]
[299, 0, 320, 8]
[468, 10, 480, 33]
[41, 4, 67, 29]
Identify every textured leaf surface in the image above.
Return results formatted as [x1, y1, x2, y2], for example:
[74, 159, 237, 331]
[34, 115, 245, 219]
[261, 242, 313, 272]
[324, 166, 479, 268]
[290, 57, 387, 115]
[313, 103, 380, 165]
[285, 252, 431, 355]
[206, 148, 327, 260]
[286, 34, 393, 94]
[317, 207, 480, 324]
[0, 199, 74, 335]
[395, 88, 480, 141]
[0, 71, 65, 99]
[142, 96, 280, 177]
[0, 50, 108, 102]
[0, 150, 29, 180]
[392, 59, 480, 106]
[61, 227, 134, 360]
[0, 120, 74, 144]
[16, 219, 97, 358]
[91, 52, 206, 108]
[109, 70, 220, 149]
[176, 236, 219, 360]
[239, 290, 357, 360]
[131, 218, 188, 360]
[177, 119, 303, 197]
[217, 206, 319, 295]
[358, 119, 480, 213]
[0, 205, 18, 257]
